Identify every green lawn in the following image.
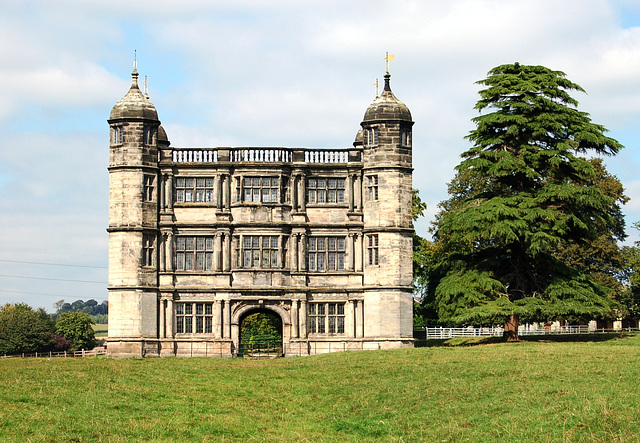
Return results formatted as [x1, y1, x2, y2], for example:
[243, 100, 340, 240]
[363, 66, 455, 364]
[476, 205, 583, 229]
[92, 323, 108, 338]
[1, 334, 639, 442]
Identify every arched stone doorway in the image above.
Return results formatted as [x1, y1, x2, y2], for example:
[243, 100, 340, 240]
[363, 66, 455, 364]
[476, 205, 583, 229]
[232, 303, 289, 358]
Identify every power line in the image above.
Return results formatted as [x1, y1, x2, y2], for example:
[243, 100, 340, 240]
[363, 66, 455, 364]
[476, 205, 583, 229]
[0, 259, 107, 269]
[0, 274, 106, 284]
[0, 289, 106, 300]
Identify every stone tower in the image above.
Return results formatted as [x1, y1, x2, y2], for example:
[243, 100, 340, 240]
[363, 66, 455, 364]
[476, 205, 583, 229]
[107, 68, 161, 356]
[360, 71, 414, 340]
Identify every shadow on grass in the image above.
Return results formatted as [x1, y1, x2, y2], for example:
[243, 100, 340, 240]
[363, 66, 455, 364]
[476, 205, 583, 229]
[414, 332, 634, 348]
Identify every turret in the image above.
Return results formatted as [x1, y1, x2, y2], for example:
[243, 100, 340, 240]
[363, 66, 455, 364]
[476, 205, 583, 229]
[107, 67, 162, 356]
[359, 71, 414, 340]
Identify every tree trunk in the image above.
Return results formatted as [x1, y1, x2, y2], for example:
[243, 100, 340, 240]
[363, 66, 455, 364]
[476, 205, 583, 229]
[503, 314, 520, 342]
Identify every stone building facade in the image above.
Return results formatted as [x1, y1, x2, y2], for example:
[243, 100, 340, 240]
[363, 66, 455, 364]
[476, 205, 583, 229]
[107, 68, 414, 357]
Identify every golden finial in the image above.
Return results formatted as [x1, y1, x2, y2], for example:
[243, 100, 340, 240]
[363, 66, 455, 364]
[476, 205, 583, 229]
[384, 52, 394, 73]
[144, 75, 149, 98]
[134, 49, 137, 69]
[373, 78, 379, 97]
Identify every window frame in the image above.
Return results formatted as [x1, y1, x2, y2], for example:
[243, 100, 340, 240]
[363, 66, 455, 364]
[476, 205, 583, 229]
[307, 236, 346, 272]
[174, 236, 214, 271]
[175, 302, 214, 334]
[308, 302, 345, 335]
[239, 235, 280, 269]
[143, 174, 155, 202]
[306, 177, 346, 205]
[365, 128, 379, 146]
[400, 128, 412, 147]
[142, 126, 155, 145]
[238, 176, 280, 204]
[174, 177, 215, 204]
[142, 233, 155, 267]
[367, 234, 379, 266]
[112, 126, 123, 144]
[366, 175, 379, 201]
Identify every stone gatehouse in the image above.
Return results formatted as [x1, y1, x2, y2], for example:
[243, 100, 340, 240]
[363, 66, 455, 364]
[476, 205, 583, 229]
[107, 67, 414, 357]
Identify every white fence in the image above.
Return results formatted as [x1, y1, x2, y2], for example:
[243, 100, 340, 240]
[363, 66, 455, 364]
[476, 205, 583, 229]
[0, 348, 107, 359]
[421, 325, 594, 340]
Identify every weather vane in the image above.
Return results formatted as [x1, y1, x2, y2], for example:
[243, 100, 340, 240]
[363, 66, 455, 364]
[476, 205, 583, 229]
[384, 52, 394, 73]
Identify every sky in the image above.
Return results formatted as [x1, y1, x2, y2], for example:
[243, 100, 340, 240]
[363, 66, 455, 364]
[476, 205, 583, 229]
[1, 0, 640, 312]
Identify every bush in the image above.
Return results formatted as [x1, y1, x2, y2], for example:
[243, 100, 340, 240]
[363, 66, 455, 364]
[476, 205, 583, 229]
[51, 334, 71, 352]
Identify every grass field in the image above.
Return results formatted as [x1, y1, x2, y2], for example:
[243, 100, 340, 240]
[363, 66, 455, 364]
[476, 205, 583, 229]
[1, 334, 640, 442]
[92, 323, 108, 338]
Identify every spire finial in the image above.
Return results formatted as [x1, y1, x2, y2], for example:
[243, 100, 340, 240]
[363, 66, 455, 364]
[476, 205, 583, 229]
[384, 52, 394, 73]
[373, 78, 379, 97]
[130, 50, 139, 89]
[144, 75, 149, 98]
[383, 71, 391, 92]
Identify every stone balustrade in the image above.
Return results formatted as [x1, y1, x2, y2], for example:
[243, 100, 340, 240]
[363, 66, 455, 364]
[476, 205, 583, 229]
[172, 149, 218, 163]
[168, 147, 358, 164]
[230, 148, 291, 163]
[304, 150, 349, 164]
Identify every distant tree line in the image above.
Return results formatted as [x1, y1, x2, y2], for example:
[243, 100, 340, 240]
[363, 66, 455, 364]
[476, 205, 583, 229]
[54, 299, 108, 324]
[0, 303, 96, 355]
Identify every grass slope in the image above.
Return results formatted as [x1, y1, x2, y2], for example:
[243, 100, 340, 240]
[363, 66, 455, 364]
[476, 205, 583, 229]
[1, 334, 639, 442]
[92, 323, 108, 338]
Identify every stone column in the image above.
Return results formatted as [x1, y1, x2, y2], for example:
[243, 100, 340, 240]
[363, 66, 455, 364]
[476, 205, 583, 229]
[223, 300, 231, 339]
[166, 232, 174, 271]
[224, 175, 231, 209]
[160, 299, 166, 339]
[223, 233, 231, 271]
[291, 234, 299, 271]
[355, 233, 362, 272]
[346, 233, 354, 271]
[291, 299, 299, 339]
[166, 174, 173, 210]
[347, 300, 355, 338]
[300, 299, 307, 338]
[214, 233, 223, 271]
[216, 175, 223, 208]
[348, 174, 355, 212]
[159, 233, 167, 272]
[356, 300, 364, 338]
[291, 174, 298, 210]
[234, 176, 244, 207]
[298, 173, 306, 212]
[299, 233, 307, 271]
[220, 174, 229, 209]
[354, 174, 362, 211]
[214, 300, 222, 339]
[167, 298, 174, 338]
[279, 235, 285, 268]
[159, 174, 166, 210]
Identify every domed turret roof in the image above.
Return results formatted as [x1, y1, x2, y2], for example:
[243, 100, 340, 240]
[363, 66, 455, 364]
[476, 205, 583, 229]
[363, 72, 411, 123]
[110, 69, 158, 121]
[158, 124, 170, 146]
[353, 127, 364, 147]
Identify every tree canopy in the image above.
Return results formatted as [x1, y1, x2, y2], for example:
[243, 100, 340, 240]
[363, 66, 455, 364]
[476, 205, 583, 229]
[0, 303, 55, 355]
[55, 299, 108, 316]
[619, 222, 640, 321]
[431, 63, 624, 340]
[55, 311, 96, 351]
[240, 312, 282, 344]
